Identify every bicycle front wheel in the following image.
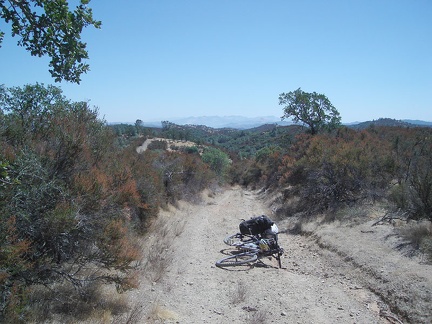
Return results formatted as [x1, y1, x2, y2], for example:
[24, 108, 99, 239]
[215, 252, 257, 267]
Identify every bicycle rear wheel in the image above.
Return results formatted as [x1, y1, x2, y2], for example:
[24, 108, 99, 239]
[215, 252, 257, 267]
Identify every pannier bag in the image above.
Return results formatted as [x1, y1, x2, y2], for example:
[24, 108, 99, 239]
[239, 215, 274, 236]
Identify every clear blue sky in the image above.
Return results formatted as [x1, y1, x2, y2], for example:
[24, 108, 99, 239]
[1, 0, 431, 123]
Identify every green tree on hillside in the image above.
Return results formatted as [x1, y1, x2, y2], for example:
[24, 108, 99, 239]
[202, 147, 230, 178]
[279, 88, 341, 135]
[0, 0, 101, 83]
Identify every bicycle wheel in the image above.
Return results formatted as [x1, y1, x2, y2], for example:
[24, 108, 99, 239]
[223, 233, 256, 246]
[215, 252, 257, 267]
[223, 233, 243, 246]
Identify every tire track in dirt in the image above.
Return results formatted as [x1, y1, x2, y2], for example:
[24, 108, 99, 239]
[129, 187, 388, 323]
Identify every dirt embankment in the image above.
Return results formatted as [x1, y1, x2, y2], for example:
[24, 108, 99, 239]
[128, 186, 431, 324]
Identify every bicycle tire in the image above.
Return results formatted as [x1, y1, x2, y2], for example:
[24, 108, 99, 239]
[223, 233, 257, 246]
[215, 252, 258, 267]
[223, 233, 242, 246]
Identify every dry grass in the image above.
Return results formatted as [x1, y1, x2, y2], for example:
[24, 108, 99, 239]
[26, 281, 129, 323]
[143, 238, 173, 282]
[246, 309, 268, 324]
[143, 299, 179, 323]
[173, 219, 187, 237]
[111, 301, 145, 324]
[397, 221, 432, 262]
[231, 280, 248, 304]
[329, 205, 370, 224]
[143, 213, 186, 282]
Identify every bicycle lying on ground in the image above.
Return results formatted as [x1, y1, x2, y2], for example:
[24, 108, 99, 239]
[215, 232, 284, 268]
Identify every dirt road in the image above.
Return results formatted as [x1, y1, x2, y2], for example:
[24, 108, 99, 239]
[128, 186, 431, 323]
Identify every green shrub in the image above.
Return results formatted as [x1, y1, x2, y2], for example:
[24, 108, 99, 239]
[201, 147, 230, 179]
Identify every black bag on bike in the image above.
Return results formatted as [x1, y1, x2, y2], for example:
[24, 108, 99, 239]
[239, 215, 274, 235]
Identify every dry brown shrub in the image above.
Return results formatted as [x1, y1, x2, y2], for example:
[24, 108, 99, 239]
[102, 219, 143, 269]
[115, 178, 141, 206]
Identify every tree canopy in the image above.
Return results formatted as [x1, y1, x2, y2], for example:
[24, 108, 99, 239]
[0, 0, 101, 83]
[279, 88, 341, 135]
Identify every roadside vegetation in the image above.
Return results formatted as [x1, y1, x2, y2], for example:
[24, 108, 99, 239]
[232, 124, 432, 268]
[110, 99, 432, 271]
[1, 82, 431, 322]
[0, 84, 218, 322]
[110, 96, 432, 273]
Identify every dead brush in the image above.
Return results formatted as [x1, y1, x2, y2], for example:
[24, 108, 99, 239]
[143, 215, 179, 282]
[144, 299, 179, 323]
[246, 309, 268, 324]
[152, 216, 171, 239]
[26, 281, 129, 323]
[231, 280, 248, 304]
[397, 221, 432, 262]
[397, 222, 431, 248]
[173, 219, 186, 237]
[111, 301, 145, 324]
[143, 238, 173, 282]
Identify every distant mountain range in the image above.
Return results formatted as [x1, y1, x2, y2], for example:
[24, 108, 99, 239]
[140, 115, 292, 129]
[127, 116, 432, 130]
[347, 118, 432, 129]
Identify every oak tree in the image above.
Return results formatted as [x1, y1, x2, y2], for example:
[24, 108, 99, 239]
[279, 88, 341, 135]
[0, 0, 101, 83]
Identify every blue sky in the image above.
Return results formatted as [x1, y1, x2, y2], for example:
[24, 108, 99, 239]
[1, 0, 431, 123]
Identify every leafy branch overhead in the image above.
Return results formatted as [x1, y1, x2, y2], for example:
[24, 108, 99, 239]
[0, 0, 101, 83]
